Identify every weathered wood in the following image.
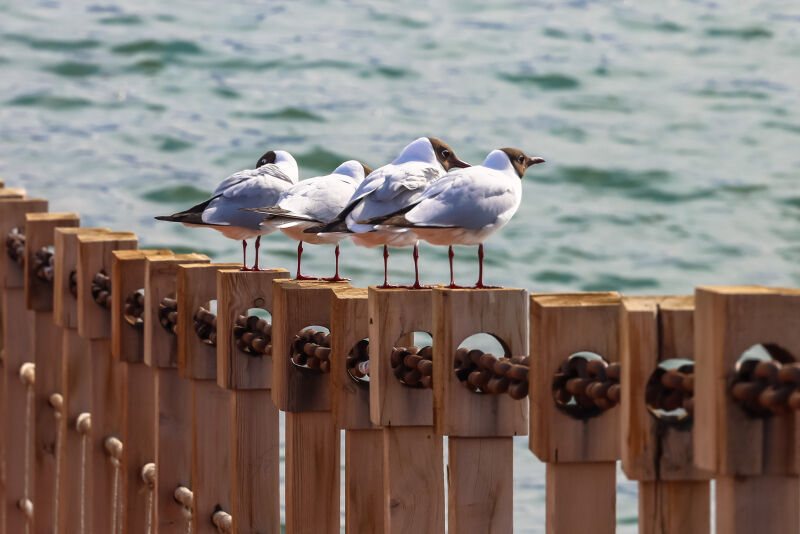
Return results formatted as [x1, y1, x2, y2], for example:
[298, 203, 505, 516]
[330, 288, 374, 430]
[620, 296, 709, 481]
[447, 437, 512, 534]
[285, 411, 340, 534]
[191, 381, 231, 534]
[382, 426, 444, 533]
[32, 312, 61, 534]
[23, 212, 79, 311]
[143, 254, 209, 368]
[53, 228, 109, 329]
[0, 187, 24, 198]
[111, 249, 172, 363]
[3, 288, 35, 533]
[694, 286, 800, 475]
[529, 292, 621, 463]
[88, 337, 125, 534]
[368, 288, 435, 427]
[545, 462, 615, 534]
[59, 327, 91, 534]
[120, 361, 154, 534]
[216, 269, 290, 390]
[154, 367, 192, 532]
[432, 288, 528, 437]
[0, 198, 48, 289]
[345, 429, 385, 534]
[177, 263, 239, 381]
[230, 390, 280, 534]
[716, 475, 799, 533]
[638, 480, 710, 534]
[272, 279, 349, 411]
[76, 232, 137, 340]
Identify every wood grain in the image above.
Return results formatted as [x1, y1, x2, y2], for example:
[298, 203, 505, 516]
[345, 429, 385, 534]
[121, 361, 155, 534]
[432, 288, 528, 437]
[143, 254, 209, 368]
[545, 462, 616, 534]
[382, 426, 444, 533]
[447, 437, 512, 534]
[23, 212, 79, 311]
[368, 288, 435, 427]
[111, 249, 172, 363]
[216, 269, 290, 390]
[230, 390, 280, 534]
[77, 232, 137, 340]
[638, 480, 710, 534]
[53, 228, 109, 329]
[0, 198, 48, 289]
[177, 263, 239, 380]
[191, 380, 232, 534]
[285, 411, 340, 534]
[329, 287, 374, 430]
[716, 475, 799, 533]
[529, 292, 621, 463]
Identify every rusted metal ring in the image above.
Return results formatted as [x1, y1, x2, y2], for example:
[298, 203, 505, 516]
[289, 328, 331, 374]
[90, 271, 112, 309]
[391, 345, 433, 389]
[158, 296, 178, 335]
[552, 354, 620, 419]
[193, 306, 217, 346]
[233, 314, 272, 357]
[453, 348, 528, 399]
[5, 231, 25, 267]
[32, 247, 54, 283]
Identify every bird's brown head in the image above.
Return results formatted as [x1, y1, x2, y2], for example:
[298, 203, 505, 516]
[428, 137, 470, 171]
[256, 150, 276, 168]
[500, 148, 545, 178]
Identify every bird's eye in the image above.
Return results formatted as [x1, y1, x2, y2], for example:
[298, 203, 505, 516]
[259, 159, 266, 166]
[441, 149, 450, 158]
[518, 155, 525, 164]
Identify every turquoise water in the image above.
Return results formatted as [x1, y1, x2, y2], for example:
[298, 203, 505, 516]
[2, 0, 798, 530]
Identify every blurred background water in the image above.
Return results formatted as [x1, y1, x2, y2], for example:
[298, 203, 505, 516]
[1, 0, 798, 531]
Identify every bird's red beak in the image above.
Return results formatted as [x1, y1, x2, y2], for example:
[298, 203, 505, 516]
[451, 158, 470, 169]
[527, 157, 545, 166]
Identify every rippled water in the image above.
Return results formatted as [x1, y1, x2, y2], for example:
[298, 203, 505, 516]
[2, 0, 798, 530]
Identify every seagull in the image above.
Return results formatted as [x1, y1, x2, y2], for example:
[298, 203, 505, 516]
[362, 148, 544, 288]
[245, 160, 372, 281]
[155, 150, 298, 270]
[306, 137, 469, 288]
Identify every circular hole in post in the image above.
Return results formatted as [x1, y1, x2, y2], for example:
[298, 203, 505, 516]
[289, 325, 331, 373]
[454, 333, 519, 395]
[346, 338, 371, 387]
[391, 331, 433, 389]
[158, 291, 178, 335]
[193, 299, 217, 346]
[552, 351, 620, 419]
[732, 343, 797, 418]
[123, 288, 145, 328]
[645, 358, 695, 426]
[233, 308, 273, 356]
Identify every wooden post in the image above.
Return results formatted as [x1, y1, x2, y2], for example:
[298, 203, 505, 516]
[111, 249, 175, 534]
[76, 232, 137, 534]
[530, 292, 621, 534]
[695, 286, 800, 533]
[619, 296, 710, 533]
[177, 263, 238, 534]
[0, 197, 47, 534]
[368, 287, 444, 534]
[53, 227, 109, 534]
[433, 288, 528, 534]
[330, 287, 385, 533]
[24, 213, 80, 534]
[142, 254, 208, 532]
[216, 269, 289, 533]
[271, 279, 349, 534]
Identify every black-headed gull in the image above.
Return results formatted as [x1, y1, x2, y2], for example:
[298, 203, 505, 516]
[246, 160, 371, 281]
[307, 137, 468, 288]
[155, 150, 298, 270]
[363, 148, 544, 288]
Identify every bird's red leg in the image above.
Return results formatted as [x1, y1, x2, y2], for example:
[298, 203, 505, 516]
[252, 235, 261, 271]
[447, 245, 465, 289]
[409, 242, 424, 289]
[378, 245, 404, 289]
[323, 244, 349, 282]
[295, 241, 316, 280]
[240, 240, 250, 271]
[473, 243, 499, 289]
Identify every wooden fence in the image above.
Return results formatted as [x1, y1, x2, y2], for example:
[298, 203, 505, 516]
[1, 184, 799, 533]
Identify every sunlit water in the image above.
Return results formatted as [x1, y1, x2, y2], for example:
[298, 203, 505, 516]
[2, 0, 798, 530]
